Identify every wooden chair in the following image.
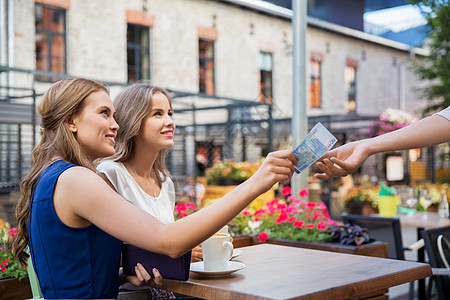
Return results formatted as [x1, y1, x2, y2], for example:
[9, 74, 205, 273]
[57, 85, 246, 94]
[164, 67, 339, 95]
[341, 213, 424, 299]
[420, 226, 450, 300]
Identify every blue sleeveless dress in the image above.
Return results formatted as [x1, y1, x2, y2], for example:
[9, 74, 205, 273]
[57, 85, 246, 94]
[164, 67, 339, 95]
[29, 160, 123, 299]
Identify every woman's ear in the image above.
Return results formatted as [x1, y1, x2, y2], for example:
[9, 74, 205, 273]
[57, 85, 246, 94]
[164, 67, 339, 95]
[65, 115, 78, 133]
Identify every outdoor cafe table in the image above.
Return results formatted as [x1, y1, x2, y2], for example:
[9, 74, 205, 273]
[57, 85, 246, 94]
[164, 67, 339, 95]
[398, 212, 450, 299]
[155, 243, 432, 300]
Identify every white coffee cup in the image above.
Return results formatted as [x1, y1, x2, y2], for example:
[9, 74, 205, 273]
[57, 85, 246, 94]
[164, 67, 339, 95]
[202, 233, 234, 271]
[217, 225, 229, 235]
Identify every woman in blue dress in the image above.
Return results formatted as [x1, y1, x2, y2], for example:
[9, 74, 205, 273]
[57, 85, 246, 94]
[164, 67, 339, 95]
[13, 78, 296, 299]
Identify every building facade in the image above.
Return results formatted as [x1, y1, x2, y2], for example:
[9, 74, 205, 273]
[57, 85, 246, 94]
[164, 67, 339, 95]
[0, 0, 435, 191]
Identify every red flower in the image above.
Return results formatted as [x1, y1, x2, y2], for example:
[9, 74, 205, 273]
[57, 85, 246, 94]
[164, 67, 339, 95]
[254, 209, 266, 216]
[293, 220, 305, 228]
[275, 212, 288, 224]
[186, 203, 197, 210]
[288, 216, 296, 223]
[1, 267, 6, 272]
[281, 186, 291, 196]
[8, 228, 17, 237]
[241, 208, 250, 216]
[306, 202, 316, 208]
[258, 232, 269, 242]
[299, 189, 309, 198]
[317, 221, 327, 230]
[2, 260, 8, 266]
[305, 224, 315, 229]
[175, 203, 187, 213]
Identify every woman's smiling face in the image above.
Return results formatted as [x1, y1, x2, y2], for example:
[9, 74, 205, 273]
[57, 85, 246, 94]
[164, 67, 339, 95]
[68, 90, 119, 160]
[135, 92, 175, 152]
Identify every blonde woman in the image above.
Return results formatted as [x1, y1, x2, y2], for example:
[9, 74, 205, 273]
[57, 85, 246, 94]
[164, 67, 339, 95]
[14, 78, 296, 299]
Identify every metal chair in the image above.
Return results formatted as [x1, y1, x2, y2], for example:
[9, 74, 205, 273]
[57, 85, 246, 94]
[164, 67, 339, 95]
[420, 226, 450, 300]
[341, 213, 424, 299]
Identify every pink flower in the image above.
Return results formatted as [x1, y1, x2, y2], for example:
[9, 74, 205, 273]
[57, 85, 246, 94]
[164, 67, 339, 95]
[276, 212, 289, 224]
[254, 209, 266, 216]
[8, 228, 18, 237]
[299, 189, 309, 198]
[175, 203, 187, 213]
[2, 260, 8, 266]
[258, 232, 269, 242]
[293, 221, 305, 228]
[178, 213, 188, 218]
[288, 216, 296, 223]
[306, 202, 316, 208]
[281, 186, 291, 196]
[305, 224, 315, 229]
[186, 203, 197, 210]
[317, 221, 327, 230]
[241, 208, 250, 216]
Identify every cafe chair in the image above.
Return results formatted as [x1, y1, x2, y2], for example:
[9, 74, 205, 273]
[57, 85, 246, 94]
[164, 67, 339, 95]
[420, 226, 450, 300]
[341, 213, 424, 300]
[26, 253, 44, 299]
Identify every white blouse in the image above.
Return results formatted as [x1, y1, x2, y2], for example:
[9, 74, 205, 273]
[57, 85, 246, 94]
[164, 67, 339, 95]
[435, 106, 450, 121]
[97, 160, 175, 224]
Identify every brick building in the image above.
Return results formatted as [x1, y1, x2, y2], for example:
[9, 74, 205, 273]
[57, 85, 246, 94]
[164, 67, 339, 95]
[0, 0, 437, 191]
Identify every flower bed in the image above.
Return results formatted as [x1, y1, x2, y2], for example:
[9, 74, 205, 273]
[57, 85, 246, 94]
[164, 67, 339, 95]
[0, 219, 27, 280]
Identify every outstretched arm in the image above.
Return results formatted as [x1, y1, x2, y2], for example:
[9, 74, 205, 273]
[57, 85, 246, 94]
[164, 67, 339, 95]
[57, 150, 296, 258]
[314, 113, 450, 180]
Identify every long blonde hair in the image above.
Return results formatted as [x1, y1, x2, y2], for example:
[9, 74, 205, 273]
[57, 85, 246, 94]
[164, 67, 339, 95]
[14, 78, 109, 265]
[111, 83, 172, 185]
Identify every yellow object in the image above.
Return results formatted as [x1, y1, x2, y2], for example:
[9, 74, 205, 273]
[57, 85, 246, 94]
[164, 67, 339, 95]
[202, 185, 274, 210]
[378, 196, 399, 217]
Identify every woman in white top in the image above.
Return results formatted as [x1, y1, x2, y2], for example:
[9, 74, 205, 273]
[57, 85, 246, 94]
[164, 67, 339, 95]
[315, 106, 450, 180]
[97, 83, 190, 299]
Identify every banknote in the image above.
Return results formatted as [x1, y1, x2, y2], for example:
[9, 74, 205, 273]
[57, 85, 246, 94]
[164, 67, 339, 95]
[292, 122, 337, 173]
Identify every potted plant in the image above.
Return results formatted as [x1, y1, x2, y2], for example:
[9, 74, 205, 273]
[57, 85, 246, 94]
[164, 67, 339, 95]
[344, 186, 379, 215]
[0, 219, 32, 300]
[202, 159, 274, 208]
[228, 187, 387, 258]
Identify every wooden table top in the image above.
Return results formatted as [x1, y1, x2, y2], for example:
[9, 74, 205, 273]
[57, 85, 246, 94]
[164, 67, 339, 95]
[398, 212, 450, 229]
[157, 243, 432, 300]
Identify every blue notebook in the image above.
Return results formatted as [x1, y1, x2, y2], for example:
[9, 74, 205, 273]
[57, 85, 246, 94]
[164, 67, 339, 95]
[122, 243, 191, 281]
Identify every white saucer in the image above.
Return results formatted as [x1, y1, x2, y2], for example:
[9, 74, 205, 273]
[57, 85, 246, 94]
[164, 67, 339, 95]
[232, 249, 243, 259]
[190, 261, 245, 277]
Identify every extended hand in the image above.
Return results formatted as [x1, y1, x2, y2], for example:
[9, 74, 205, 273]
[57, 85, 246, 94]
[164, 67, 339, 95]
[314, 141, 370, 180]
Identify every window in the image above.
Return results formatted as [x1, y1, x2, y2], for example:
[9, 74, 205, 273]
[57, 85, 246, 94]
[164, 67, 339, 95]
[259, 52, 273, 103]
[199, 39, 215, 95]
[127, 24, 150, 82]
[310, 60, 321, 108]
[35, 4, 66, 81]
[345, 66, 356, 112]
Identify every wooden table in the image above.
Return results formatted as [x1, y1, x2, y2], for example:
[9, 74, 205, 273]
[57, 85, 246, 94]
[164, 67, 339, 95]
[398, 212, 450, 229]
[398, 212, 450, 299]
[157, 243, 431, 300]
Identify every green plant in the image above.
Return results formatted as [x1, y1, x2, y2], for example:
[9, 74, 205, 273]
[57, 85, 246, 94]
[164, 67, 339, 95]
[344, 186, 380, 208]
[205, 159, 261, 185]
[0, 219, 28, 280]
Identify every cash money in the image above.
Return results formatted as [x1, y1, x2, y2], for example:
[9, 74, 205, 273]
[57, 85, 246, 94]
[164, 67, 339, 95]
[292, 122, 337, 173]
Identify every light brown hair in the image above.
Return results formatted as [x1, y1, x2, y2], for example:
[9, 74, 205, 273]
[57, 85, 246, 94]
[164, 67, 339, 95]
[14, 78, 109, 265]
[111, 83, 172, 185]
